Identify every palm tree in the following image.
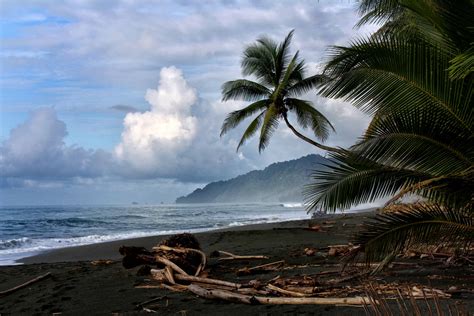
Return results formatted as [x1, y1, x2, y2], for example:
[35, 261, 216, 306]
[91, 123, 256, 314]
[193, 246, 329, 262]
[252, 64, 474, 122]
[305, 0, 474, 264]
[220, 30, 342, 153]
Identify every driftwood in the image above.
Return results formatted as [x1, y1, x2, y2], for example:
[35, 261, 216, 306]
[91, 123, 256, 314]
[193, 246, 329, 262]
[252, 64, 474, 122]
[214, 250, 269, 261]
[188, 284, 371, 305]
[266, 284, 312, 297]
[155, 256, 189, 276]
[154, 245, 207, 276]
[120, 233, 203, 275]
[164, 266, 176, 284]
[188, 284, 256, 304]
[236, 260, 284, 276]
[0, 272, 51, 297]
[151, 269, 242, 289]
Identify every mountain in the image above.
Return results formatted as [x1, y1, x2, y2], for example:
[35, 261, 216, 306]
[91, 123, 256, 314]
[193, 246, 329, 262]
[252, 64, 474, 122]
[176, 154, 331, 203]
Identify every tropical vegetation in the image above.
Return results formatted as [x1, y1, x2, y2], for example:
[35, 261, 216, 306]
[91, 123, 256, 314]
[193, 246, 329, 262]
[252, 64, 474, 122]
[220, 30, 342, 153]
[305, 0, 473, 263]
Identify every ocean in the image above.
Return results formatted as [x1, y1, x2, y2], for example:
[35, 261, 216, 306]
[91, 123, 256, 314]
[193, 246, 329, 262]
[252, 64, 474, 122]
[0, 203, 311, 265]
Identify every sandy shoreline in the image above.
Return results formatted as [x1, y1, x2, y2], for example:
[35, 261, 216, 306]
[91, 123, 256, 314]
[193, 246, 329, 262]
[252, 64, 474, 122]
[2, 210, 473, 315]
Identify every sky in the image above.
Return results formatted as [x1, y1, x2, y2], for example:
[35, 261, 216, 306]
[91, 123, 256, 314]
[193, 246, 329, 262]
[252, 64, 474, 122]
[0, 0, 375, 205]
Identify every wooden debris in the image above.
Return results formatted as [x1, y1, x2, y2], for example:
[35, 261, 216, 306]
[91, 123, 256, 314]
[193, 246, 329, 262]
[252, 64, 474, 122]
[214, 250, 269, 261]
[236, 260, 284, 276]
[120, 233, 204, 275]
[327, 244, 354, 257]
[188, 284, 371, 305]
[164, 266, 176, 284]
[266, 284, 312, 297]
[153, 245, 207, 276]
[161, 283, 188, 292]
[188, 284, 255, 304]
[0, 272, 51, 297]
[151, 269, 242, 289]
[155, 256, 189, 276]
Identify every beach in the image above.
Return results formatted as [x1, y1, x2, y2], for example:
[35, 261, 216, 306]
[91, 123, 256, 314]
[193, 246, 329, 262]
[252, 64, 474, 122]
[1, 211, 473, 315]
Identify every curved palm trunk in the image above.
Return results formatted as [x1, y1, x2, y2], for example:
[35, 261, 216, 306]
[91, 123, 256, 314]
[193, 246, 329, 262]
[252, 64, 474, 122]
[283, 113, 345, 154]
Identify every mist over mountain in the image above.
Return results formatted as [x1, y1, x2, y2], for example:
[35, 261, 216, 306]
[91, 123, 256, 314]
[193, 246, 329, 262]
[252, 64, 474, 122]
[176, 154, 331, 203]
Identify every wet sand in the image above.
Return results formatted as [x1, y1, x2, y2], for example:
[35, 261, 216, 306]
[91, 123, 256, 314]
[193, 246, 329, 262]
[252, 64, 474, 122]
[1, 211, 473, 315]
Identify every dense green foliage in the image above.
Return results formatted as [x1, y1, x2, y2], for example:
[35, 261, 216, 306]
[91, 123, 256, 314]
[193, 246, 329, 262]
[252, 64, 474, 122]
[305, 0, 474, 263]
[176, 154, 330, 203]
[220, 31, 340, 153]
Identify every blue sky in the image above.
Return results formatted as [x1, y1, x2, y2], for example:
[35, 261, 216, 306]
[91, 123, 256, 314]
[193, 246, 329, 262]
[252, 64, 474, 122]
[0, 0, 375, 205]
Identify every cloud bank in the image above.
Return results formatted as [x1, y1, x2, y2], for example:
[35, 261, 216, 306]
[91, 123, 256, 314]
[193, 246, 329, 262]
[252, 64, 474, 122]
[1, 67, 257, 188]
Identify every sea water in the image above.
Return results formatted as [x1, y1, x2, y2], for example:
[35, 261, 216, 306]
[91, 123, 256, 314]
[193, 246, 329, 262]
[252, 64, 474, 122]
[0, 203, 311, 265]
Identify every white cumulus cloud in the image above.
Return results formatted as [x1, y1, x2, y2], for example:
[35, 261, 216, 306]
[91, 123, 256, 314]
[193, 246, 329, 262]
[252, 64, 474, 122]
[0, 107, 110, 182]
[115, 67, 198, 175]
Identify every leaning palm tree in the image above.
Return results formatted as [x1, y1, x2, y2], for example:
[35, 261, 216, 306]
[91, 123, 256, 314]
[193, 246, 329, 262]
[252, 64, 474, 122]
[220, 30, 341, 153]
[305, 0, 474, 264]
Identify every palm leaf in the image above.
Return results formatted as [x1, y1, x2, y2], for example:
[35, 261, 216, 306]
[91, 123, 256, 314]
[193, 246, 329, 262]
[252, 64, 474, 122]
[351, 203, 474, 263]
[242, 38, 277, 86]
[221, 80, 271, 102]
[321, 37, 473, 135]
[236, 112, 265, 151]
[220, 100, 269, 136]
[285, 98, 334, 141]
[274, 30, 294, 83]
[287, 74, 325, 97]
[304, 152, 431, 212]
[258, 105, 280, 152]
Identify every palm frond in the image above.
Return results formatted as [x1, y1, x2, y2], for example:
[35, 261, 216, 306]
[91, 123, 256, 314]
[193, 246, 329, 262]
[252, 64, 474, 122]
[242, 41, 276, 86]
[258, 105, 280, 152]
[220, 100, 269, 136]
[385, 169, 474, 209]
[287, 74, 325, 97]
[285, 98, 334, 141]
[352, 203, 474, 263]
[236, 112, 265, 151]
[304, 152, 431, 212]
[321, 37, 473, 134]
[449, 47, 474, 80]
[351, 132, 473, 176]
[275, 30, 294, 83]
[221, 80, 271, 102]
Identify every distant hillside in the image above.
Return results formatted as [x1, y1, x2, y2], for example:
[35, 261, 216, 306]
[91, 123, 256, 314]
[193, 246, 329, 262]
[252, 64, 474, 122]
[176, 154, 331, 203]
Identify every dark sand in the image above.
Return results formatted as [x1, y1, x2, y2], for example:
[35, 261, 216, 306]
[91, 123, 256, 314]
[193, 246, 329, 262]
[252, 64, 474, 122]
[1, 211, 473, 315]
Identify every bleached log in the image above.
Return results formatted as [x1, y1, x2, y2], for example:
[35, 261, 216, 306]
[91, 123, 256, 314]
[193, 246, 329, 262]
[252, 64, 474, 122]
[188, 284, 255, 304]
[164, 266, 176, 284]
[188, 284, 371, 305]
[150, 269, 242, 289]
[255, 296, 371, 306]
[155, 256, 188, 276]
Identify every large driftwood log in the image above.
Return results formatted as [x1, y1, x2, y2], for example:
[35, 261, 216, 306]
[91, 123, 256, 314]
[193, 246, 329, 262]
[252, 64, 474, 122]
[120, 233, 204, 275]
[188, 284, 371, 305]
[188, 284, 256, 304]
[153, 245, 207, 276]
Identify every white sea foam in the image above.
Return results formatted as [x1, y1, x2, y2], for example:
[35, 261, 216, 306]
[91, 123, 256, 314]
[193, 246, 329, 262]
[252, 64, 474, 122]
[281, 202, 303, 208]
[0, 203, 313, 265]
